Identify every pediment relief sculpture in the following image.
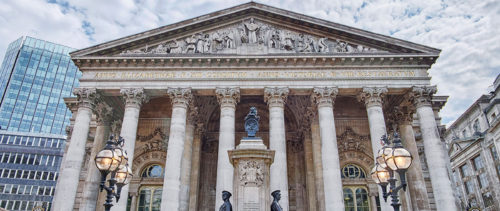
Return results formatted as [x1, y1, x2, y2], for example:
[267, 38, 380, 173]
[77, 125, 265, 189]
[119, 18, 384, 56]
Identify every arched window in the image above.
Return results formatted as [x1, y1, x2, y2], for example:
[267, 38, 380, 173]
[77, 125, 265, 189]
[141, 164, 164, 178]
[343, 186, 370, 211]
[341, 164, 366, 179]
[137, 186, 162, 211]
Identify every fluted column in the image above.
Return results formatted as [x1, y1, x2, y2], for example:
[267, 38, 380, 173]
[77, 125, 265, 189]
[79, 101, 113, 211]
[303, 129, 317, 211]
[214, 87, 240, 209]
[188, 122, 204, 211]
[161, 88, 192, 210]
[358, 87, 392, 211]
[115, 88, 149, 210]
[179, 106, 197, 211]
[410, 86, 457, 210]
[311, 87, 344, 210]
[53, 88, 98, 211]
[392, 105, 432, 211]
[264, 87, 290, 211]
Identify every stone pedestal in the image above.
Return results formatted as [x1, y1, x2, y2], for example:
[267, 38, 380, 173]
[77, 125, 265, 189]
[228, 137, 275, 211]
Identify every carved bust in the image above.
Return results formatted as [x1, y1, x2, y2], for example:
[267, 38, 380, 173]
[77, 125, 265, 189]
[244, 107, 260, 137]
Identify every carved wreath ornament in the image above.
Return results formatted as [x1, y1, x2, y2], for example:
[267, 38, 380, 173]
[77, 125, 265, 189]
[239, 160, 264, 186]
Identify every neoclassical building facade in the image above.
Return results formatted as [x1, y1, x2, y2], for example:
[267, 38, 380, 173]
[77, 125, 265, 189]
[52, 2, 458, 211]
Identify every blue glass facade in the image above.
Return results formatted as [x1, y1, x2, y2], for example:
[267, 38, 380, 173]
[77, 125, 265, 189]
[0, 36, 81, 134]
[0, 37, 81, 211]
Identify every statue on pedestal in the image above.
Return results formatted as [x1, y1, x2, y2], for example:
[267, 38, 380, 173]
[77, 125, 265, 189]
[219, 191, 233, 211]
[244, 107, 260, 137]
[271, 190, 283, 211]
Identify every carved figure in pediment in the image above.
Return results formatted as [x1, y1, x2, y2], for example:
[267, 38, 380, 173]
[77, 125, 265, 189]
[196, 34, 205, 53]
[318, 38, 329, 52]
[223, 30, 235, 48]
[296, 34, 307, 52]
[212, 31, 224, 50]
[152, 43, 168, 54]
[169, 39, 182, 54]
[283, 32, 295, 51]
[203, 34, 211, 53]
[244, 18, 260, 44]
[185, 35, 197, 53]
[269, 30, 281, 49]
[333, 39, 348, 52]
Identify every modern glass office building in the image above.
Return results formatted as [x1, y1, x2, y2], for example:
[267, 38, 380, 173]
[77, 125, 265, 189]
[0, 36, 80, 211]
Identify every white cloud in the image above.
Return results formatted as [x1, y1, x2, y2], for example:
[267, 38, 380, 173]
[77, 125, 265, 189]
[0, 0, 498, 126]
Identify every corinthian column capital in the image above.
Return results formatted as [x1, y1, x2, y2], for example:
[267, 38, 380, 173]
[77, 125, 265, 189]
[357, 87, 388, 108]
[187, 105, 199, 124]
[73, 88, 99, 110]
[215, 87, 240, 108]
[264, 87, 289, 108]
[120, 88, 149, 109]
[311, 87, 338, 108]
[167, 88, 192, 108]
[94, 101, 114, 126]
[409, 86, 437, 108]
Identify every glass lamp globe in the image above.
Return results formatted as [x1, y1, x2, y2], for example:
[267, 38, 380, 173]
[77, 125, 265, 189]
[95, 148, 122, 172]
[114, 148, 128, 166]
[116, 165, 133, 185]
[371, 164, 389, 184]
[376, 147, 393, 168]
[385, 147, 412, 171]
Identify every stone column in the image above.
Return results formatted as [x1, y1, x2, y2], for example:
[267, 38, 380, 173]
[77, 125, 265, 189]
[115, 88, 149, 210]
[53, 88, 98, 211]
[160, 88, 192, 210]
[310, 114, 326, 211]
[188, 122, 204, 211]
[264, 87, 290, 211]
[358, 87, 392, 210]
[410, 86, 458, 210]
[214, 87, 240, 209]
[391, 105, 432, 211]
[79, 101, 113, 211]
[130, 193, 138, 211]
[311, 87, 344, 210]
[179, 106, 197, 211]
[303, 130, 317, 211]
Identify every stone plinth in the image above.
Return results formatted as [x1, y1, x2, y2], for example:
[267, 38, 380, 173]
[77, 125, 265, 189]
[228, 137, 275, 211]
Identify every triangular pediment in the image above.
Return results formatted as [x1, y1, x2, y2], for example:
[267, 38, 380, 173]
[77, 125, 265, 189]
[71, 2, 440, 57]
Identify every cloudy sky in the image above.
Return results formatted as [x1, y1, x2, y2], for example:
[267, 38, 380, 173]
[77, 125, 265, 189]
[0, 0, 498, 126]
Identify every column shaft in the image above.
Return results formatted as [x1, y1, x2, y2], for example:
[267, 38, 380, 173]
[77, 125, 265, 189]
[161, 88, 192, 210]
[179, 108, 196, 211]
[358, 87, 392, 210]
[53, 88, 97, 211]
[215, 87, 239, 209]
[79, 123, 111, 211]
[115, 88, 148, 210]
[303, 132, 317, 211]
[399, 123, 431, 211]
[312, 87, 344, 210]
[188, 124, 203, 211]
[265, 87, 289, 211]
[311, 118, 325, 211]
[412, 86, 457, 210]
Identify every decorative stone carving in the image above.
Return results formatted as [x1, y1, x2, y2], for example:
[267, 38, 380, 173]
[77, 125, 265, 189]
[110, 119, 122, 137]
[337, 127, 369, 154]
[94, 101, 113, 126]
[408, 86, 437, 108]
[167, 88, 192, 107]
[187, 105, 199, 124]
[311, 87, 338, 107]
[239, 160, 265, 186]
[137, 127, 168, 142]
[264, 87, 289, 107]
[73, 88, 99, 110]
[65, 125, 74, 140]
[215, 87, 240, 107]
[120, 88, 149, 108]
[388, 105, 415, 127]
[357, 87, 388, 107]
[119, 18, 384, 55]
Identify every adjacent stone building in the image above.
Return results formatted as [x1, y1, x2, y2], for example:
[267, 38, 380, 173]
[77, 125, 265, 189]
[444, 74, 500, 211]
[53, 2, 458, 211]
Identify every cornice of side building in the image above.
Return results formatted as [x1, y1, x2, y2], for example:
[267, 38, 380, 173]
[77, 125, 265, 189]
[445, 94, 492, 137]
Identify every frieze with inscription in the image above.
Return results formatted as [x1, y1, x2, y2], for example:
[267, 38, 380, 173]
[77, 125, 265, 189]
[119, 18, 385, 56]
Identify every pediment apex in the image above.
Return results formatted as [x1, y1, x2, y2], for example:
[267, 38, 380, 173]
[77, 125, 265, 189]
[71, 2, 440, 57]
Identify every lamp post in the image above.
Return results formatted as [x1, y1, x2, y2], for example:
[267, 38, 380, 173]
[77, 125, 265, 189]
[95, 135, 133, 211]
[371, 132, 413, 211]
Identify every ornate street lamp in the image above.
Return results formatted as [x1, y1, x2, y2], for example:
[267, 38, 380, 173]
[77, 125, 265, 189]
[371, 132, 413, 211]
[95, 136, 132, 211]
